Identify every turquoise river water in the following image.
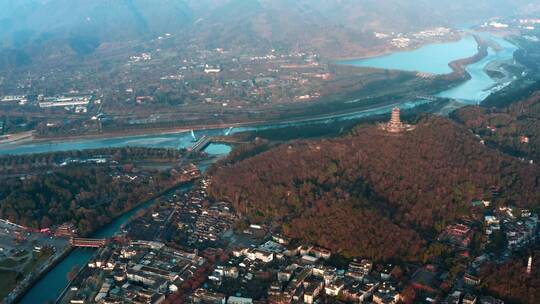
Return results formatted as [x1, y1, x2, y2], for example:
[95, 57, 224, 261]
[13, 33, 518, 303]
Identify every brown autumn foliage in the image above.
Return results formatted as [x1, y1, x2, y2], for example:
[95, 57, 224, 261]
[481, 253, 540, 304]
[0, 164, 183, 235]
[209, 116, 540, 261]
[452, 91, 540, 163]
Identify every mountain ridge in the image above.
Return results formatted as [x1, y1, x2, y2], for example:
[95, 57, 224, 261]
[0, 0, 536, 62]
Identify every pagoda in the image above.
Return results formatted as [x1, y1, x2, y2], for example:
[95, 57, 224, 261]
[379, 107, 415, 133]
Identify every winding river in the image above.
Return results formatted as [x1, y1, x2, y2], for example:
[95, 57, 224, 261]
[437, 34, 518, 102]
[13, 33, 519, 303]
[1, 34, 518, 158]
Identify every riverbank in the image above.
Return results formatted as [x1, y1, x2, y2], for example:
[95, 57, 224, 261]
[0, 99, 411, 148]
[0, 33, 519, 155]
[16, 173, 200, 304]
[447, 35, 489, 78]
[0, 131, 34, 145]
[333, 32, 462, 61]
[5, 246, 73, 304]
[54, 253, 88, 304]
[437, 34, 519, 103]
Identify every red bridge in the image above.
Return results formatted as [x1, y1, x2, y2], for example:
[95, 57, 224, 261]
[70, 237, 107, 248]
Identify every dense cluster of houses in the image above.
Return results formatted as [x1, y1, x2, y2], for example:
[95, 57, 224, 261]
[484, 207, 538, 250]
[194, 237, 402, 304]
[68, 241, 204, 303]
[60, 175, 538, 304]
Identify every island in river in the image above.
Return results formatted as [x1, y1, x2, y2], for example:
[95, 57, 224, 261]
[4, 32, 524, 304]
[2, 31, 513, 144]
[0, 32, 520, 158]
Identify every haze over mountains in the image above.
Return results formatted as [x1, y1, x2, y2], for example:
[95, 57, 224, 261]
[0, 0, 537, 66]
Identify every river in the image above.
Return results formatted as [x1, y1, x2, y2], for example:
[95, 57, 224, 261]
[18, 182, 194, 304]
[340, 35, 479, 74]
[13, 33, 518, 303]
[436, 34, 518, 103]
[0, 101, 429, 156]
[0, 34, 518, 157]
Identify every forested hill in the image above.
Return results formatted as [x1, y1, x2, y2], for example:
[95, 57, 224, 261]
[209, 116, 540, 261]
[452, 90, 540, 163]
[480, 251, 540, 303]
[0, 147, 186, 236]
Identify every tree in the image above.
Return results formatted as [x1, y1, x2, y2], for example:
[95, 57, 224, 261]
[401, 286, 416, 304]
[67, 265, 80, 281]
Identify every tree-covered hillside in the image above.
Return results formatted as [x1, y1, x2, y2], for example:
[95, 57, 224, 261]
[209, 116, 540, 261]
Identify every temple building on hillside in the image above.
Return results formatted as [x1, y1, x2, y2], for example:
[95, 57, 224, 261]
[379, 107, 416, 133]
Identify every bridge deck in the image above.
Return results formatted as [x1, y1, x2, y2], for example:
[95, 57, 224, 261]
[190, 135, 212, 152]
[70, 238, 107, 248]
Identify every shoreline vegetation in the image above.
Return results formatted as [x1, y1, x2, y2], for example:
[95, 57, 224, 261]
[1, 34, 493, 147]
[208, 115, 540, 261]
[0, 148, 198, 303]
[0, 35, 489, 147]
[0, 100, 420, 147]
[0, 147, 190, 234]
[448, 35, 489, 78]
[2, 33, 523, 303]
[8, 246, 73, 304]
[11, 182, 195, 304]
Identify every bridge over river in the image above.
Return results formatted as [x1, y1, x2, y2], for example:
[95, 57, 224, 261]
[70, 238, 107, 248]
[16, 33, 518, 304]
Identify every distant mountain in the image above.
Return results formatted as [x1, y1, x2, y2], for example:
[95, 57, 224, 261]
[296, 0, 536, 30]
[0, 0, 193, 63]
[0, 0, 536, 67]
[0, 0, 193, 44]
[187, 0, 379, 56]
[185, 0, 537, 56]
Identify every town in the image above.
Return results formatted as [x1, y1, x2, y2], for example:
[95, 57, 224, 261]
[53, 170, 538, 304]
[0, 26, 467, 140]
[0, 147, 205, 303]
[1, 2, 540, 303]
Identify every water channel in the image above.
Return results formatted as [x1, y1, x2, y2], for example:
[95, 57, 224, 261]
[14, 33, 519, 303]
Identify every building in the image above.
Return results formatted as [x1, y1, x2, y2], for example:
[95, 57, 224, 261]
[228, 296, 253, 304]
[325, 280, 345, 296]
[379, 107, 415, 133]
[39, 95, 92, 108]
[301, 255, 318, 264]
[310, 247, 332, 260]
[304, 281, 324, 304]
[191, 288, 226, 304]
[464, 273, 481, 286]
[346, 259, 373, 281]
[1, 95, 27, 103]
[245, 249, 274, 263]
[55, 223, 77, 237]
[445, 290, 462, 304]
[462, 293, 477, 304]
[204, 65, 221, 74]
